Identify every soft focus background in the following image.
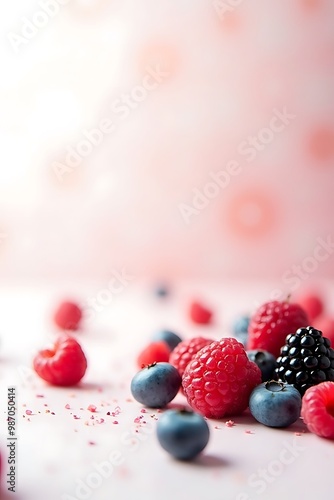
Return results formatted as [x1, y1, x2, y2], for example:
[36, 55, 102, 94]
[1, 0, 334, 284]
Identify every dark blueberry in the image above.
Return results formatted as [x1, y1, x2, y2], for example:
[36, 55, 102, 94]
[130, 362, 182, 408]
[249, 381, 302, 428]
[153, 283, 170, 298]
[156, 409, 210, 460]
[233, 315, 250, 335]
[247, 350, 277, 382]
[303, 356, 318, 369]
[152, 330, 182, 351]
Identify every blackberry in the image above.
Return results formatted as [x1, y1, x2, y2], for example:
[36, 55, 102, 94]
[275, 326, 334, 396]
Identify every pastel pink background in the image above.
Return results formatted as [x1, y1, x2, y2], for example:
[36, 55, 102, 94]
[1, 0, 334, 283]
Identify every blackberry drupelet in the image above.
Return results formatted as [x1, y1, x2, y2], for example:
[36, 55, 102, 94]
[275, 326, 334, 395]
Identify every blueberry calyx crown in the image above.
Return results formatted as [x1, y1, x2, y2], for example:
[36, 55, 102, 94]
[142, 362, 157, 370]
[178, 407, 194, 416]
[265, 380, 286, 393]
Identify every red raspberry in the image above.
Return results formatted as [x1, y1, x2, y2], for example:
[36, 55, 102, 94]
[53, 301, 82, 331]
[248, 300, 309, 358]
[296, 292, 324, 322]
[137, 341, 170, 368]
[189, 301, 213, 325]
[314, 317, 334, 346]
[170, 337, 214, 376]
[182, 337, 261, 418]
[33, 336, 87, 386]
[301, 381, 334, 439]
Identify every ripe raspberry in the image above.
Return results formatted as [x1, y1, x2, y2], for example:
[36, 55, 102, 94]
[137, 341, 170, 368]
[296, 292, 324, 322]
[53, 301, 82, 331]
[182, 338, 261, 419]
[248, 300, 309, 358]
[33, 336, 87, 386]
[169, 337, 214, 376]
[301, 381, 334, 439]
[276, 326, 334, 395]
[189, 301, 213, 325]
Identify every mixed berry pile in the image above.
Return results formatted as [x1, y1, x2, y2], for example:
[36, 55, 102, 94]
[129, 292, 334, 458]
[2, 291, 334, 473]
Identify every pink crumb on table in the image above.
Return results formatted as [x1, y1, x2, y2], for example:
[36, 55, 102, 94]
[87, 405, 97, 412]
[245, 430, 254, 434]
[65, 404, 71, 410]
[36, 394, 45, 398]
[140, 408, 147, 413]
[113, 420, 119, 424]
[225, 420, 235, 428]
[25, 410, 33, 415]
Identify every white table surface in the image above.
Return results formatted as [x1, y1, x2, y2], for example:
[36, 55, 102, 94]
[1, 281, 333, 500]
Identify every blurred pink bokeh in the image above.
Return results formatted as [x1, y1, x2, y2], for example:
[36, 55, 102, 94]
[1, 0, 334, 283]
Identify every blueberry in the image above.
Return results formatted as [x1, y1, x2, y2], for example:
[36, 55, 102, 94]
[152, 330, 182, 351]
[153, 283, 169, 298]
[156, 409, 210, 460]
[131, 362, 181, 408]
[232, 315, 250, 346]
[249, 380, 302, 428]
[247, 350, 277, 382]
